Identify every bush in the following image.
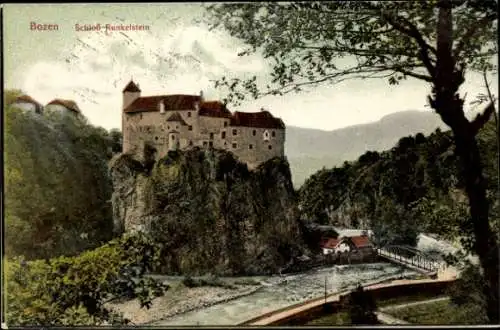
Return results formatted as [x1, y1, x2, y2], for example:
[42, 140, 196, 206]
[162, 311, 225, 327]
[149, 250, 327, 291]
[4, 232, 168, 326]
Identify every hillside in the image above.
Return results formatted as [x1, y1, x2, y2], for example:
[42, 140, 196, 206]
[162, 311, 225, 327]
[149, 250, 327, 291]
[286, 110, 449, 187]
[4, 93, 120, 259]
[110, 148, 305, 276]
[298, 117, 499, 245]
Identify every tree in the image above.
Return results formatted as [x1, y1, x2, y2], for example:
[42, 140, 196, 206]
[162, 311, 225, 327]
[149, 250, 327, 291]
[205, 1, 499, 322]
[344, 284, 379, 325]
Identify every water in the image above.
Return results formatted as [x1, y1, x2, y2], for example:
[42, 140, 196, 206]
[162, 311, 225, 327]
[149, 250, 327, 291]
[153, 263, 416, 326]
[151, 230, 459, 326]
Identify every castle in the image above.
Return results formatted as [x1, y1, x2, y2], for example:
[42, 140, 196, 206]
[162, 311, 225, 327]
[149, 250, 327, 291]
[121, 80, 286, 169]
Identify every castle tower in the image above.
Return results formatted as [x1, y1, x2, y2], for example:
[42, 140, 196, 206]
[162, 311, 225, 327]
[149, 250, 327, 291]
[122, 80, 141, 154]
[122, 80, 141, 110]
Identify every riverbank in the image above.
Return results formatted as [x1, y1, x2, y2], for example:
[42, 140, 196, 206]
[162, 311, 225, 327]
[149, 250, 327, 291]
[106, 280, 264, 325]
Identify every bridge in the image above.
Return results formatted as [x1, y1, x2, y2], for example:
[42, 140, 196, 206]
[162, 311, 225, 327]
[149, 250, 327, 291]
[376, 245, 444, 276]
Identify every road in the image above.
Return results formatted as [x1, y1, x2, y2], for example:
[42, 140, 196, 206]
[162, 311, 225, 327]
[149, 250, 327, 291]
[245, 277, 454, 326]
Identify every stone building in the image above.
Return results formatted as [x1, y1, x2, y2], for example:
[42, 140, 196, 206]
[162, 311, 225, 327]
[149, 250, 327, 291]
[11, 95, 44, 114]
[121, 80, 286, 168]
[45, 99, 81, 117]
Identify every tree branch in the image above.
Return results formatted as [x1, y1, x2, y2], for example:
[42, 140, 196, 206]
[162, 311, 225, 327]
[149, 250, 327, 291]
[454, 12, 498, 61]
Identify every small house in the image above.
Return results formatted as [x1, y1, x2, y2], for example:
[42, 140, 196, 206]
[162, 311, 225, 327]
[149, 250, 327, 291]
[45, 99, 81, 116]
[11, 95, 43, 114]
[321, 234, 375, 258]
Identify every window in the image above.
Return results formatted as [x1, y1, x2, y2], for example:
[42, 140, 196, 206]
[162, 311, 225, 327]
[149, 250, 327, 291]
[210, 133, 214, 140]
[271, 131, 276, 137]
[224, 121, 228, 127]
[263, 130, 270, 141]
[232, 143, 237, 149]
[188, 125, 193, 131]
[188, 112, 192, 117]
[268, 145, 272, 150]
[171, 135, 175, 140]
[155, 136, 159, 141]
[209, 141, 213, 147]
[249, 144, 253, 149]
[203, 141, 208, 147]
[189, 140, 193, 146]
[252, 130, 256, 136]
[221, 131, 226, 139]
[232, 129, 238, 136]
[167, 125, 170, 130]
[140, 114, 143, 120]
[176, 126, 179, 130]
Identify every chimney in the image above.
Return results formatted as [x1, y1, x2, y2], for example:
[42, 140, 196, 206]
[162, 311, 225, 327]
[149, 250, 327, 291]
[260, 107, 265, 112]
[199, 90, 204, 102]
[159, 100, 165, 114]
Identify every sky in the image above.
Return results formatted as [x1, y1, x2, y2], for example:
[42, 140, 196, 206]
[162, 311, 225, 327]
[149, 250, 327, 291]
[3, 3, 498, 131]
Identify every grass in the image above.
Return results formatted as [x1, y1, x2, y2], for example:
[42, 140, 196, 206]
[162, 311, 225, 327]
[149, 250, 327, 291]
[306, 311, 350, 326]
[385, 299, 483, 325]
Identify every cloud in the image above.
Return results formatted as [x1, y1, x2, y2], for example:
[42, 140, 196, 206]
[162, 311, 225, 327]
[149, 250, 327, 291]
[20, 22, 268, 130]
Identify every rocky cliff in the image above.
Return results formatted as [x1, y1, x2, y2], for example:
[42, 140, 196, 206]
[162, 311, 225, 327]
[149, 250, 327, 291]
[110, 148, 305, 275]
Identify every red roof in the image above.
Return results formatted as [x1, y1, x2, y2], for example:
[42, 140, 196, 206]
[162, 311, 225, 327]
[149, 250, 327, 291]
[321, 238, 341, 249]
[123, 80, 141, 93]
[198, 101, 232, 118]
[350, 236, 372, 248]
[231, 110, 285, 129]
[13, 95, 42, 106]
[124, 95, 201, 113]
[47, 99, 80, 113]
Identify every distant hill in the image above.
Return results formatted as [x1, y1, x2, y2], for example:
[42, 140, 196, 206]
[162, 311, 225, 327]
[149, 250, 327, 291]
[286, 110, 449, 187]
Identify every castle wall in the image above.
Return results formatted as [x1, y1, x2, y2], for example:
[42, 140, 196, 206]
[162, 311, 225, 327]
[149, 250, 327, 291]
[123, 108, 285, 167]
[12, 102, 37, 112]
[227, 126, 285, 169]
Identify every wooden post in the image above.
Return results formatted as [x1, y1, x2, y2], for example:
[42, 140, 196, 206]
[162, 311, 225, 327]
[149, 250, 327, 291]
[324, 276, 327, 304]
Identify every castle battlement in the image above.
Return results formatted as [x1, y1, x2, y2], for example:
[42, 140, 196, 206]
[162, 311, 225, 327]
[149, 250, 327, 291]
[121, 80, 286, 168]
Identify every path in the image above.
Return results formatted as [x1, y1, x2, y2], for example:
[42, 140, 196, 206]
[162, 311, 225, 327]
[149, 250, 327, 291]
[375, 311, 409, 325]
[245, 277, 451, 326]
[379, 296, 450, 312]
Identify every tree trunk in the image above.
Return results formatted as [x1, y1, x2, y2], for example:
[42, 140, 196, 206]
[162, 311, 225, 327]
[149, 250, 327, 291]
[453, 129, 499, 324]
[431, 1, 499, 323]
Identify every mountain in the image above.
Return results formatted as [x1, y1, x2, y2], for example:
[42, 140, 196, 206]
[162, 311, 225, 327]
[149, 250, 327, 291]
[286, 110, 449, 187]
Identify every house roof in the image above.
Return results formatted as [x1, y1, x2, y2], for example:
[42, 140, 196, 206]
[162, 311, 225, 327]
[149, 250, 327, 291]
[231, 110, 285, 129]
[321, 238, 341, 249]
[166, 112, 187, 125]
[124, 95, 201, 113]
[47, 99, 80, 113]
[350, 235, 372, 248]
[198, 101, 232, 118]
[123, 80, 141, 93]
[321, 235, 372, 250]
[13, 95, 42, 106]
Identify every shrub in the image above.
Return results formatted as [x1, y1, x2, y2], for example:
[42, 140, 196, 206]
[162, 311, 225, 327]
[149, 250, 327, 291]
[4, 232, 168, 326]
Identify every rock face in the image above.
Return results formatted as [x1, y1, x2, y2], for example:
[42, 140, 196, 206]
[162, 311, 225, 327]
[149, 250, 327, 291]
[110, 147, 304, 275]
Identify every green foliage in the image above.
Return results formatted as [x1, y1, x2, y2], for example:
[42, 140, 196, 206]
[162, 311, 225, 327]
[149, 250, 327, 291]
[205, 2, 497, 105]
[4, 99, 121, 259]
[299, 119, 498, 249]
[4, 232, 168, 326]
[446, 263, 489, 323]
[344, 284, 379, 325]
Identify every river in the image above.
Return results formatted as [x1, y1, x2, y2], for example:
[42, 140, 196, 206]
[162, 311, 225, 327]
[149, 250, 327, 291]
[151, 232, 457, 326]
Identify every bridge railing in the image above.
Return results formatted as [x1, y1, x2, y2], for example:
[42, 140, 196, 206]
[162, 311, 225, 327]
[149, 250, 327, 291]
[376, 247, 441, 273]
